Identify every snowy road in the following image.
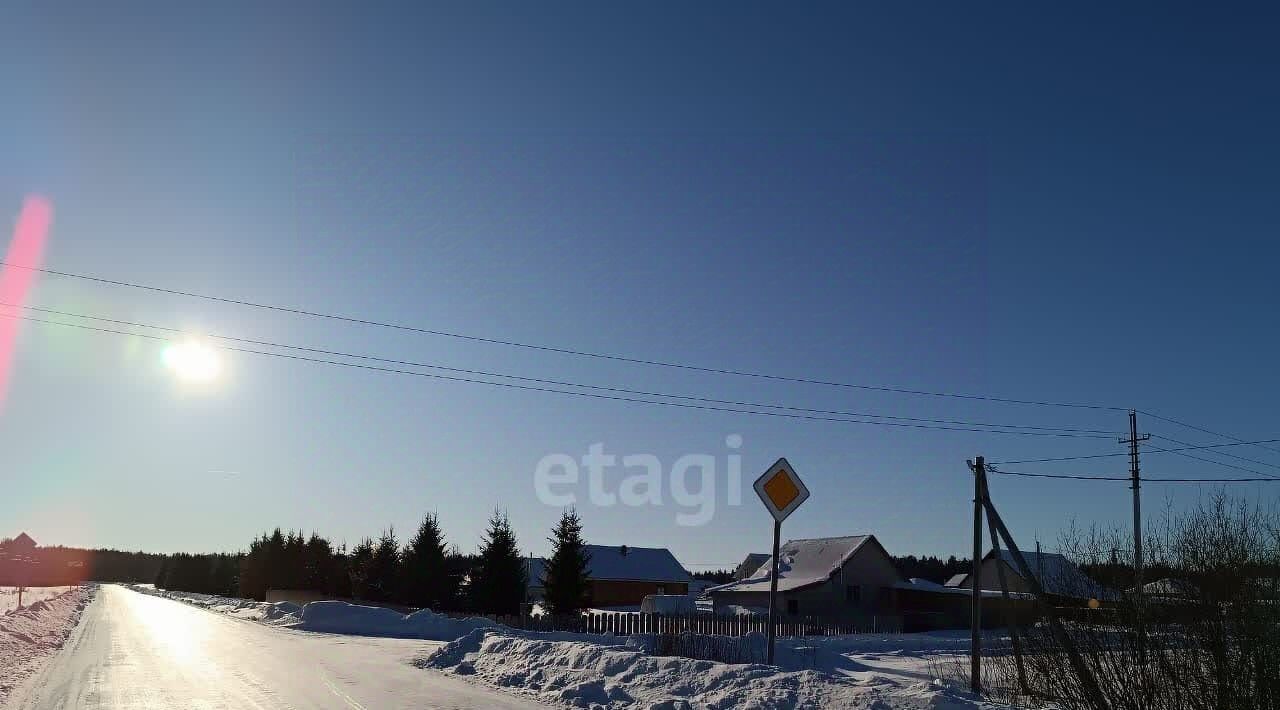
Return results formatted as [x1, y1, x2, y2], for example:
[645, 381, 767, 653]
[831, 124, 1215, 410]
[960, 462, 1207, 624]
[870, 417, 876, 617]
[9, 585, 546, 710]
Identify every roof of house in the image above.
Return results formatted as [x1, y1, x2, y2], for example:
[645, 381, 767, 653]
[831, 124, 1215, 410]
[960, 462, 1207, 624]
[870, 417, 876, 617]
[526, 557, 548, 587]
[526, 546, 693, 585]
[707, 535, 898, 595]
[733, 553, 770, 580]
[2, 532, 36, 549]
[1139, 577, 1197, 597]
[955, 549, 1106, 599]
[895, 577, 1034, 600]
[584, 545, 692, 583]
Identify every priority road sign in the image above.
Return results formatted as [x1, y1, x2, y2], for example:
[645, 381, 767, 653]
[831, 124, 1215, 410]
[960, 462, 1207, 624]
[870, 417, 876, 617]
[753, 456, 810, 665]
[754, 457, 809, 522]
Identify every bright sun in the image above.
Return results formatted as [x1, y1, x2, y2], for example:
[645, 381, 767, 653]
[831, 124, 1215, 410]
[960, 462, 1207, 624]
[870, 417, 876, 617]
[162, 341, 222, 383]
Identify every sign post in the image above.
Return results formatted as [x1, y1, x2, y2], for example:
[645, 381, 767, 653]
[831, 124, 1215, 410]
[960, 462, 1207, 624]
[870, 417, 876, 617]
[753, 457, 810, 665]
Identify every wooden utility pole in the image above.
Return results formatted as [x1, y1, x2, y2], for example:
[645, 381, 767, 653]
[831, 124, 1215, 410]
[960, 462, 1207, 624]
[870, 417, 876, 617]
[969, 456, 985, 694]
[980, 473, 1029, 696]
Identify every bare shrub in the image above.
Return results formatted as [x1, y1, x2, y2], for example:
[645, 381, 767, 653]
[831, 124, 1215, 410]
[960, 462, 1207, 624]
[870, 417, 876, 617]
[953, 493, 1279, 709]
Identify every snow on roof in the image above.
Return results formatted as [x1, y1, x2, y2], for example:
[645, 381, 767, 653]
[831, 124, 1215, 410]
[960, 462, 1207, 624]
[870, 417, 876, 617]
[990, 549, 1105, 599]
[526, 547, 692, 585]
[582, 545, 692, 583]
[894, 577, 1033, 599]
[708, 536, 881, 595]
[1140, 577, 1197, 597]
[943, 573, 968, 588]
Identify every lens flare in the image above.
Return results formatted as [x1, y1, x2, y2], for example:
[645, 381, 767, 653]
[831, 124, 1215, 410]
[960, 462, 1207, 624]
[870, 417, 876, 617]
[0, 196, 53, 411]
[162, 341, 222, 383]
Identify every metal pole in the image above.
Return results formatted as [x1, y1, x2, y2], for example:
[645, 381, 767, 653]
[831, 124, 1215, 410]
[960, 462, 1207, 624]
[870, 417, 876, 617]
[971, 456, 984, 694]
[767, 519, 781, 665]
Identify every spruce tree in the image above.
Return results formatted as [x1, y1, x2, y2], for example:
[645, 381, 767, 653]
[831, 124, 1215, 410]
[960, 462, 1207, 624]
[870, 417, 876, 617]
[401, 514, 453, 609]
[469, 509, 527, 615]
[348, 538, 375, 600]
[154, 556, 170, 589]
[366, 528, 401, 602]
[543, 509, 591, 615]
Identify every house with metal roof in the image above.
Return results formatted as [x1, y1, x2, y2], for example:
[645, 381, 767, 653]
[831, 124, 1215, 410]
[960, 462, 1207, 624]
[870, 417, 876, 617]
[706, 535, 903, 618]
[948, 549, 1105, 600]
[733, 553, 770, 581]
[526, 544, 694, 609]
[0, 532, 37, 554]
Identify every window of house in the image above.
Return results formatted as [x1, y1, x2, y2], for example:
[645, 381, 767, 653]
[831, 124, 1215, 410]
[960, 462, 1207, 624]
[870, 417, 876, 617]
[846, 585, 861, 603]
[656, 585, 666, 595]
[787, 599, 799, 615]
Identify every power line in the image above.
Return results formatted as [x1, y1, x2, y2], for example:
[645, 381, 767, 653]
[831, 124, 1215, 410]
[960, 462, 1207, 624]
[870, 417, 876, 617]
[1137, 409, 1280, 456]
[1158, 448, 1280, 480]
[0, 302, 1120, 437]
[0, 310, 1121, 437]
[988, 469, 1129, 481]
[0, 261, 1127, 412]
[987, 467, 1280, 484]
[989, 437, 1280, 465]
[1151, 434, 1280, 477]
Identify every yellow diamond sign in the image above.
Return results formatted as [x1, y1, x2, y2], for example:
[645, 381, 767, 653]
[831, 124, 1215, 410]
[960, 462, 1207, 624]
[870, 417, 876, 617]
[763, 471, 800, 510]
[753, 457, 810, 522]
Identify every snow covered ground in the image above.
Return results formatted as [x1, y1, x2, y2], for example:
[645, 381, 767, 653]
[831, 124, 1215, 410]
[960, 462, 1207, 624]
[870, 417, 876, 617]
[0, 586, 93, 706]
[130, 584, 1014, 709]
[0, 588, 76, 616]
[422, 628, 1011, 709]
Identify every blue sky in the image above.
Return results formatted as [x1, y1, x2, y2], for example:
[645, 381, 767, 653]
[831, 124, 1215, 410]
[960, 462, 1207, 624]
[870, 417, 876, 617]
[1, 3, 1277, 567]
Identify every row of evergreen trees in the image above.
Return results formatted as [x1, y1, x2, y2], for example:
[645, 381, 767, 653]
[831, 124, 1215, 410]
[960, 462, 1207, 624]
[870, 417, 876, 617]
[152, 509, 596, 616]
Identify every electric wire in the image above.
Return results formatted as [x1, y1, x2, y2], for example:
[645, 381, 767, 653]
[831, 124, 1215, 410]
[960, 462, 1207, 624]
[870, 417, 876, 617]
[0, 310, 1123, 437]
[0, 261, 1128, 411]
[989, 437, 1280, 465]
[0, 302, 1121, 437]
[1138, 409, 1280, 456]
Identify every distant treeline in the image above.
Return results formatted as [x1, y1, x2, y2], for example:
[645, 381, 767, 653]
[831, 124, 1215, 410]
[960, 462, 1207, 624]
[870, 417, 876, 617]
[691, 556, 972, 586]
[156, 510, 530, 615]
[892, 555, 970, 584]
[0, 544, 166, 587]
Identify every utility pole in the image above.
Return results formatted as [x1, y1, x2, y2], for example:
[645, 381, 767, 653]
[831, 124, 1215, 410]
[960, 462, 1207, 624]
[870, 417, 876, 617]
[1120, 410, 1150, 592]
[968, 456, 985, 694]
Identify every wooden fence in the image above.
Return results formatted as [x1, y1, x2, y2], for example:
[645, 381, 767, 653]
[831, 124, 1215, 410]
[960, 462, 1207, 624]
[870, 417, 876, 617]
[461, 611, 902, 637]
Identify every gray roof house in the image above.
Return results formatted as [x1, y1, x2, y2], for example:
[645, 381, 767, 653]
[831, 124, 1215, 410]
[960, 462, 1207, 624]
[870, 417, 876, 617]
[526, 545, 695, 607]
[733, 553, 771, 581]
[950, 549, 1106, 600]
[707, 535, 903, 618]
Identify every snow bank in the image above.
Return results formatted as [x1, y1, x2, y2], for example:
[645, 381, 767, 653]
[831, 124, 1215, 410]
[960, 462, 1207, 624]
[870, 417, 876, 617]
[640, 595, 698, 614]
[0, 586, 76, 616]
[129, 586, 496, 641]
[421, 628, 1007, 709]
[0, 585, 93, 704]
[127, 586, 302, 625]
[293, 600, 496, 640]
